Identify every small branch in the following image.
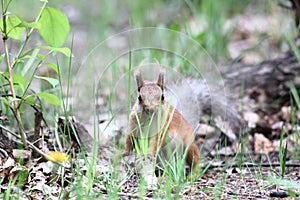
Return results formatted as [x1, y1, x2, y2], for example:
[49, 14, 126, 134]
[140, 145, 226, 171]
[0, 94, 50, 129]
[227, 191, 265, 199]
[206, 161, 300, 169]
[0, 124, 63, 166]
[33, 111, 43, 157]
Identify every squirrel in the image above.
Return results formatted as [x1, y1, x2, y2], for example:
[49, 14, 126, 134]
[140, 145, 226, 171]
[165, 78, 243, 144]
[123, 70, 200, 169]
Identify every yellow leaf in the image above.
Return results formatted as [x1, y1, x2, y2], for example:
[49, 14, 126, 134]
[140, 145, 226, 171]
[46, 151, 69, 162]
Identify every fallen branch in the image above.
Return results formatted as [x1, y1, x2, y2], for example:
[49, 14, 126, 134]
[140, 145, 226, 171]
[206, 161, 300, 169]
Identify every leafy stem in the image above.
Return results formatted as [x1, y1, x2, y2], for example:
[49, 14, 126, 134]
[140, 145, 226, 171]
[10, 0, 47, 70]
[19, 51, 52, 107]
[1, 0, 27, 148]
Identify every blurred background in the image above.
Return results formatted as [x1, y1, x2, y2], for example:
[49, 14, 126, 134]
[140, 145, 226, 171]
[10, 0, 296, 70]
[4, 0, 297, 130]
[1, 1, 299, 198]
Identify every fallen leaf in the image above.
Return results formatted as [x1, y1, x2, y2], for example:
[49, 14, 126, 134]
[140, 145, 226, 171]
[254, 133, 273, 154]
[2, 157, 15, 169]
[12, 149, 32, 160]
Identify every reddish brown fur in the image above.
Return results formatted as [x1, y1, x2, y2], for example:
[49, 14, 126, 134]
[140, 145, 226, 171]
[149, 103, 200, 168]
[123, 71, 200, 169]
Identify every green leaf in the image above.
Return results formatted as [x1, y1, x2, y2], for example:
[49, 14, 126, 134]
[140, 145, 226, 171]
[39, 46, 72, 57]
[38, 8, 70, 47]
[8, 96, 19, 102]
[37, 54, 46, 61]
[34, 75, 59, 88]
[287, 189, 297, 198]
[0, 15, 25, 40]
[23, 95, 35, 106]
[21, 55, 34, 59]
[192, 31, 207, 44]
[1, 72, 27, 93]
[21, 21, 41, 29]
[0, 97, 11, 107]
[12, 74, 27, 93]
[21, 48, 41, 77]
[266, 177, 300, 190]
[290, 85, 300, 110]
[33, 92, 61, 106]
[169, 23, 181, 32]
[45, 63, 60, 75]
[55, 47, 72, 57]
[0, 54, 4, 64]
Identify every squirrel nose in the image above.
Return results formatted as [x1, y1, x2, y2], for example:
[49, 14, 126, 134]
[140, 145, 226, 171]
[144, 103, 159, 112]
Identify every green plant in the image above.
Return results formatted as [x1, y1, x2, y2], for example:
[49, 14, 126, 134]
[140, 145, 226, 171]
[290, 85, 300, 110]
[279, 126, 288, 178]
[4, 170, 29, 199]
[290, 85, 300, 157]
[185, 0, 229, 62]
[0, 0, 71, 148]
[266, 177, 300, 198]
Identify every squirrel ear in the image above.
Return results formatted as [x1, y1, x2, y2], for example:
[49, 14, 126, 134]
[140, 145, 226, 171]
[135, 71, 144, 91]
[156, 71, 165, 90]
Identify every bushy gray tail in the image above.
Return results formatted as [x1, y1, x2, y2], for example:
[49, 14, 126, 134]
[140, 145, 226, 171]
[165, 78, 244, 137]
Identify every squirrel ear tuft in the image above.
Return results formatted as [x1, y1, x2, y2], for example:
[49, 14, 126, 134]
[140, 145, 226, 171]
[135, 70, 144, 91]
[157, 71, 165, 90]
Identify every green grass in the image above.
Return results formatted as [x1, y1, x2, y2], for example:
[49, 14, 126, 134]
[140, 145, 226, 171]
[2, 0, 300, 199]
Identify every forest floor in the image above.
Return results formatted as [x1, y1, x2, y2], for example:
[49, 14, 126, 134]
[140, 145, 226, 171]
[1, 1, 300, 199]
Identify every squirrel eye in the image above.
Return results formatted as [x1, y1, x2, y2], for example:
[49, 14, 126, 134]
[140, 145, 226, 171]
[138, 95, 142, 102]
[161, 94, 165, 101]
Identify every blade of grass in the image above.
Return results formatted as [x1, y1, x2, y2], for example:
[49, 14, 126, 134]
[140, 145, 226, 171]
[290, 85, 300, 110]
[279, 126, 288, 178]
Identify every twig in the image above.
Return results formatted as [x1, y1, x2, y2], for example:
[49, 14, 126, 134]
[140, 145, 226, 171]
[0, 93, 50, 129]
[33, 111, 43, 157]
[207, 161, 300, 169]
[0, 124, 62, 165]
[227, 191, 265, 199]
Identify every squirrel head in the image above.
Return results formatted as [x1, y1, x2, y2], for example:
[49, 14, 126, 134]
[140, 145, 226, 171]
[135, 71, 165, 112]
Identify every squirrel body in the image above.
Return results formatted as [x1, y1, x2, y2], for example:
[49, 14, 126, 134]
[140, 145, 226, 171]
[123, 71, 200, 169]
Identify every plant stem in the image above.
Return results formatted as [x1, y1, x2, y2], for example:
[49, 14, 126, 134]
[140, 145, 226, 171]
[1, 0, 28, 148]
[10, 0, 47, 69]
[0, 124, 64, 166]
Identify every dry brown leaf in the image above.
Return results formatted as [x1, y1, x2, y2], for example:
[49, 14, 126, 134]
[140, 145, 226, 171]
[1, 157, 15, 169]
[280, 106, 291, 121]
[254, 133, 274, 154]
[12, 149, 32, 160]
